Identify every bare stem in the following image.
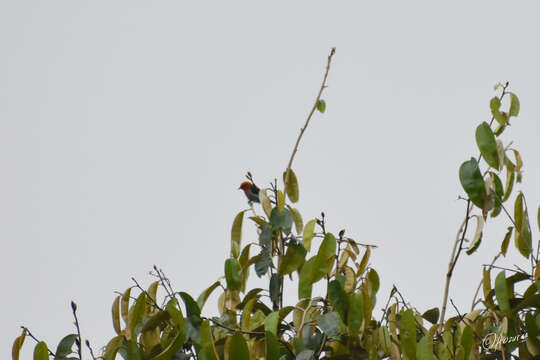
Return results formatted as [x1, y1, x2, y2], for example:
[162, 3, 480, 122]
[71, 301, 83, 360]
[439, 200, 471, 332]
[283, 47, 336, 196]
[278, 48, 336, 313]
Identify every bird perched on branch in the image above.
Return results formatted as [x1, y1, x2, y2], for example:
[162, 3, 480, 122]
[239, 181, 260, 203]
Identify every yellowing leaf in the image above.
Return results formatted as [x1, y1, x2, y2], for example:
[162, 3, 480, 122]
[112, 295, 122, 335]
[513, 149, 523, 183]
[508, 92, 520, 117]
[466, 215, 484, 255]
[289, 207, 304, 234]
[258, 189, 272, 218]
[482, 268, 491, 301]
[231, 211, 245, 259]
[357, 247, 371, 276]
[147, 281, 159, 311]
[121, 287, 131, 325]
[496, 140, 504, 171]
[502, 165, 514, 202]
[535, 262, 540, 281]
[277, 190, 285, 212]
[501, 227, 513, 256]
[283, 169, 299, 203]
[127, 292, 146, 340]
[33, 342, 49, 360]
[12, 329, 26, 360]
[302, 219, 317, 252]
[343, 266, 356, 292]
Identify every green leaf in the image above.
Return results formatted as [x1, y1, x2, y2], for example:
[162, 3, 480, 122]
[270, 208, 293, 235]
[515, 192, 532, 258]
[417, 335, 435, 360]
[328, 280, 348, 318]
[538, 206, 540, 232]
[283, 169, 300, 203]
[269, 274, 282, 305]
[197, 281, 221, 310]
[302, 219, 317, 252]
[259, 224, 272, 249]
[490, 97, 508, 126]
[490, 172, 504, 217]
[231, 211, 245, 259]
[367, 268, 380, 293]
[495, 270, 510, 313]
[265, 331, 280, 360]
[459, 158, 486, 208]
[316, 99, 326, 113]
[228, 332, 250, 360]
[180, 292, 201, 318]
[318, 311, 345, 339]
[509, 92, 520, 117]
[142, 310, 171, 332]
[128, 292, 147, 339]
[501, 227, 513, 256]
[461, 326, 474, 360]
[397, 309, 417, 360]
[421, 308, 440, 324]
[147, 324, 187, 360]
[54, 334, 77, 359]
[166, 299, 185, 327]
[296, 349, 315, 360]
[255, 251, 272, 277]
[179, 292, 202, 342]
[198, 320, 218, 360]
[476, 122, 499, 169]
[125, 339, 143, 360]
[311, 233, 337, 283]
[265, 311, 280, 335]
[225, 258, 243, 291]
[347, 293, 364, 336]
[33, 342, 49, 360]
[278, 242, 307, 275]
[298, 256, 317, 299]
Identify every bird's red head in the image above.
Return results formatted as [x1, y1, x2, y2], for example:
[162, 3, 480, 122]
[238, 181, 252, 194]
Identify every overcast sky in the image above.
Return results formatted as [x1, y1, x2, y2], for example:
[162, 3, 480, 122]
[2, 1, 540, 357]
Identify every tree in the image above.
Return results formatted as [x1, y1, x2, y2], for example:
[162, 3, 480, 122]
[13, 48, 540, 360]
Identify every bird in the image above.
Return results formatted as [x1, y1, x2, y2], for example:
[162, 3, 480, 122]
[239, 181, 260, 203]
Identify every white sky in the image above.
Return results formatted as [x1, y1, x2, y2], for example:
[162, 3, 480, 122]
[2, 1, 540, 357]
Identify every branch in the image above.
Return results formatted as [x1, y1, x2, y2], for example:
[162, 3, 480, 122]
[71, 301, 83, 360]
[283, 47, 336, 196]
[439, 200, 471, 332]
[19, 327, 56, 357]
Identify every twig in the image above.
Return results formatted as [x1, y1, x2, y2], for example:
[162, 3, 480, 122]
[205, 317, 264, 336]
[471, 253, 501, 311]
[20, 327, 56, 357]
[85, 340, 98, 360]
[439, 201, 471, 332]
[283, 47, 336, 197]
[131, 277, 163, 311]
[71, 301, 83, 360]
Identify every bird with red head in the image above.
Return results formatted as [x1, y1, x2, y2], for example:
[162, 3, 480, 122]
[239, 181, 260, 203]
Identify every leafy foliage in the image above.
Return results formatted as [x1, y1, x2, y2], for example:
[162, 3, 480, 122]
[12, 59, 540, 360]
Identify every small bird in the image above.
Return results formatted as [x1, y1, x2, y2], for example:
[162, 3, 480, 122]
[239, 181, 260, 203]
